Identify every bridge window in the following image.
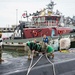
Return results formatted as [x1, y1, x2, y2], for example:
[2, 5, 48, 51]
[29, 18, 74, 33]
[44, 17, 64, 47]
[46, 16, 60, 21]
[33, 17, 45, 23]
[41, 17, 45, 22]
[46, 16, 52, 20]
[38, 17, 41, 22]
[33, 17, 37, 22]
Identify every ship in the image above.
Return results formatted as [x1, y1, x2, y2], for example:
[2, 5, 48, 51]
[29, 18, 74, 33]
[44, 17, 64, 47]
[10, 1, 74, 39]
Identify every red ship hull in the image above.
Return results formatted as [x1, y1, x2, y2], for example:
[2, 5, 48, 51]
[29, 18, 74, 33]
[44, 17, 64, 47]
[23, 27, 72, 38]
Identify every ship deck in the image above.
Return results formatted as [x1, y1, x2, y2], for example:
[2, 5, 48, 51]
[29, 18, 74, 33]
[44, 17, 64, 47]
[0, 50, 75, 75]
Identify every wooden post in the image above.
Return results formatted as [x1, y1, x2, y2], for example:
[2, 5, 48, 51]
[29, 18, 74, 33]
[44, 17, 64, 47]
[0, 47, 2, 61]
[0, 33, 4, 63]
[0, 47, 4, 63]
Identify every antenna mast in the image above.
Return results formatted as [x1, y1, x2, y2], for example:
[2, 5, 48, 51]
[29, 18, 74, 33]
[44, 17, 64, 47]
[47, 0, 56, 12]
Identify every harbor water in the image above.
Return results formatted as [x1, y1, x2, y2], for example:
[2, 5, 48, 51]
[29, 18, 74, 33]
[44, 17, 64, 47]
[1, 32, 27, 60]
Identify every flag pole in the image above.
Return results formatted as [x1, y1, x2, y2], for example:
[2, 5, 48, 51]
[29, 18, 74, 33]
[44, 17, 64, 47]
[21, 16, 22, 21]
[24, 11, 28, 22]
[16, 9, 18, 26]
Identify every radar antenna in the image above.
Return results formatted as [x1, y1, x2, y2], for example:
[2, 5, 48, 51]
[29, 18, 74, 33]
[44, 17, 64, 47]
[46, 0, 56, 11]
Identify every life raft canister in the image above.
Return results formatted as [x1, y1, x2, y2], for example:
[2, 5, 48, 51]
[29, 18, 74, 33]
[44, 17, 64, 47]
[32, 30, 38, 37]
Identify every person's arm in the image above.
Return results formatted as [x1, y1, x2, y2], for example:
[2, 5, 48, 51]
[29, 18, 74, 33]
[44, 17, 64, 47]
[46, 37, 49, 44]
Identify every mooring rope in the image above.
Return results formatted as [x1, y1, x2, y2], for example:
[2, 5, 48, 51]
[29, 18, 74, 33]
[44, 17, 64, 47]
[46, 54, 56, 75]
[26, 54, 33, 75]
[26, 54, 43, 75]
[26, 54, 56, 75]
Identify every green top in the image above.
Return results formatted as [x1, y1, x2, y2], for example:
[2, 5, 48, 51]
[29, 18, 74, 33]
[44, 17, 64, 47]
[26, 41, 31, 47]
[47, 45, 54, 53]
[37, 44, 42, 51]
[26, 41, 37, 51]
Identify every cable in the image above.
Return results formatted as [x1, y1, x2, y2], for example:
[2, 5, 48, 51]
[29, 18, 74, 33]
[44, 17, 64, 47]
[46, 54, 56, 75]
[26, 54, 43, 75]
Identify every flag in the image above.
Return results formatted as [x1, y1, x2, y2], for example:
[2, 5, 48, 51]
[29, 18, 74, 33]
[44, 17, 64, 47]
[22, 13, 26, 18]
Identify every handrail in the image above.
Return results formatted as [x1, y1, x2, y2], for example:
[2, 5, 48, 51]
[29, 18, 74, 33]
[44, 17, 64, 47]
[48, 32, 75, 40]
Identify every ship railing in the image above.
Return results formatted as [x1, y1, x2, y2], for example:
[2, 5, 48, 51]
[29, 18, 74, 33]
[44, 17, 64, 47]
[30, 22, 58, 27]
[29, 20, 60, 27]
[47, 20, 59, 26]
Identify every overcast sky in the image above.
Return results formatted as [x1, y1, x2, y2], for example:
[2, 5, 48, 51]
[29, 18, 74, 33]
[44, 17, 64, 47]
[0, 0, 75, 27]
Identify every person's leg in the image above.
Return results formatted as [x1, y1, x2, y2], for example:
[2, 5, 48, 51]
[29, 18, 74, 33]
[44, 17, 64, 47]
[51, 53, 54, 59]
[47, 52, 54, 59]
[47, 53, 51, 58]
[35, 51, 39, 56]
[27, 46, 31, 60]
[0, 48, 4, 62]
[43, 43, 47, 53]
[32, 50, 35, 57]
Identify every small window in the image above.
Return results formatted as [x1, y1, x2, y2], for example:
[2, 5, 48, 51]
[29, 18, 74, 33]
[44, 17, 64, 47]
[46, 16, 52, 20]
[33, 17, 37, 22]
[41, 17, 45, 22]
[38, 17, 41, 22]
